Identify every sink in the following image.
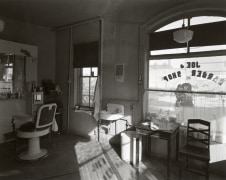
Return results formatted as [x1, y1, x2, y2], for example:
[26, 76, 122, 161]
[99, 103, 124, 120]
[100, 110, 124, 120]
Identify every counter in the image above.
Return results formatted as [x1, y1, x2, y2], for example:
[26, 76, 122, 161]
[0, 99, 27, 142]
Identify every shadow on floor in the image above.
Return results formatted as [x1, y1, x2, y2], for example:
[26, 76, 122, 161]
[0, 132, 225, 180]
[0, 133, 86, 180]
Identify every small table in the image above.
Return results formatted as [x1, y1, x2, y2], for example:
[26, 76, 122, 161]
[135, 119, 180, 180]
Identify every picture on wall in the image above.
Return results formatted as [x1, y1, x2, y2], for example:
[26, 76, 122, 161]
[115, 64, 124, 83]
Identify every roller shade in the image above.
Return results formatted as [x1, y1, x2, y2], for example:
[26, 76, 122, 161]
[73, 41, 99, 68]
[149, 21, 226, 51]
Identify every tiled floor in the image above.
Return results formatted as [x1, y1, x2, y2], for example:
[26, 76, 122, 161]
[0, 131, 225, 180]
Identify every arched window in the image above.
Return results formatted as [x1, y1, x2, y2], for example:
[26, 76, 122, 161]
[149, 16, 226, 55]
[144, 16, 226, 145]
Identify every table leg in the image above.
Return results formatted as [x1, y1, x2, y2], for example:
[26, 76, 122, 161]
[139, 134, 143, 161]
[176, 131, 179, 161]
[98, 119, 100, 141]
[147, 136, 151, 158]
[11, 118, 15, 136]
[167, 137, 172, 180]
[115, 121, 117, 135]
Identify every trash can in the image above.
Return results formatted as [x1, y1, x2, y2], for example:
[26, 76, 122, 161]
[121, 131, 141, 165]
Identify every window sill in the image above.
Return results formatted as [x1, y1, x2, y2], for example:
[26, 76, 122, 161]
[73, 107, 94, 115]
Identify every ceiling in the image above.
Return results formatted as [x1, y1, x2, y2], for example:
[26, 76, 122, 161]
[0, 0, 225, 29]
[0, 0, 187, 28]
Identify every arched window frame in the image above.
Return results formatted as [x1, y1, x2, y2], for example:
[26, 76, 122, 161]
[139, 4, 226, 145]
[140, 3, 226, 90]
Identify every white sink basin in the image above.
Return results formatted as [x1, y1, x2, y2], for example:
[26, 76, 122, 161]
[99, 110, 124, 120]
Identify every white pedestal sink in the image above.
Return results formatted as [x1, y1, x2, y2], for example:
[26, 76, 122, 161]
[99, 110, 124, 120]
[98, 103, 125, 140]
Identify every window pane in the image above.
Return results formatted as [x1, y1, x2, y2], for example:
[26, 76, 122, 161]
[4, 67, 13, 81]
[190, 16, 226, 26]
[149, 56, 226, 93]
[81, 77, 89, 94]
[90, 77, 97, 95]
[81, 95, 89, 106]
[82, 68, 91, 76]
[91, 67, 98, 76]
[78, 68, 98, 108]
[143, 90, 226, 125]
[156, 19, 188, 32]
[147, 56, 226, 142]
[90, 77, 97, 107]
[81, 77, 89, 106]
[190, 45, 226, 52]
[150, 48, 187, 55]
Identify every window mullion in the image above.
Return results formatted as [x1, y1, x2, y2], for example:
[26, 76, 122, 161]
[89, 68, 91, 107]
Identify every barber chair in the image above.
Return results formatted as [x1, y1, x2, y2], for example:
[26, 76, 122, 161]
[16, 103, 57, 161]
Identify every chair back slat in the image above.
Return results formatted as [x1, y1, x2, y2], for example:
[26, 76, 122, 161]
[35, 103, 57, 129]
[187, 136, 209, 146]
[188, 127, 210, 136]
[187, 119, 210, 149]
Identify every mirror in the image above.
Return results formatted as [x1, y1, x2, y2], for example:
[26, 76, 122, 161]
[0, 53, 25, 99]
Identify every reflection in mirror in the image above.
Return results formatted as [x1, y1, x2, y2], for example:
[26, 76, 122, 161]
[0, 53, 25, 100]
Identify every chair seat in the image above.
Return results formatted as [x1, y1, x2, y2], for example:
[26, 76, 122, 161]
[19, 122, 36, 131]
[17, 128, 50, 138]
[179, 145, 210, 162]
[17, 122, 50, 138]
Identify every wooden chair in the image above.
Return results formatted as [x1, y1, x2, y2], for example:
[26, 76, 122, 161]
[179, 119, 210, 180]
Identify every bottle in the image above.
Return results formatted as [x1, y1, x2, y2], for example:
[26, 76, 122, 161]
[7, 88, 11, 99]
[166, 110, 170, 121]
[158, 109, 163, 120]
[31, 82, 36, 92]
[211, 115, 217, 141]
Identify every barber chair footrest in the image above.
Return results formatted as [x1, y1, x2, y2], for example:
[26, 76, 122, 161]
[18, 149, 48, 160]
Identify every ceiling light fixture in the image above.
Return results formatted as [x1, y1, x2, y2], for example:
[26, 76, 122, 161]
[173, 18, 193, 43]
[0, 19, 5, 32]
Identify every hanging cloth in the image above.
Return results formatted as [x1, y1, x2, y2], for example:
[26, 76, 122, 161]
[93, 76, 100, 121]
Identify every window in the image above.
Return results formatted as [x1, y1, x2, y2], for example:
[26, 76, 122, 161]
[145, 16, 226, 143]
[149, 16, 226, 56]
[79, 67, 98, 108]
[73, 41, 99, 109]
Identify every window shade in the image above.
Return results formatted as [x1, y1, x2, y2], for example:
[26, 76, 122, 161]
[73, 41, 99, 68]
[149, 21, 226, 51]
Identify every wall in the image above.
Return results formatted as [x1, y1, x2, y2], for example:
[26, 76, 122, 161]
[0, 100, 27, 142]
[55, 21, 100, 135]
[55, 29, 70, 133]
[55, 16, 143, 136]
[0, 17, 55, 142]
[0, 17, 55, 84]
[102, 17, 142, 126]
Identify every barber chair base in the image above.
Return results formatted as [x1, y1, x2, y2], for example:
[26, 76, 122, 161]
[18, 136, 49, 161]
[19, 149, 48, 161]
